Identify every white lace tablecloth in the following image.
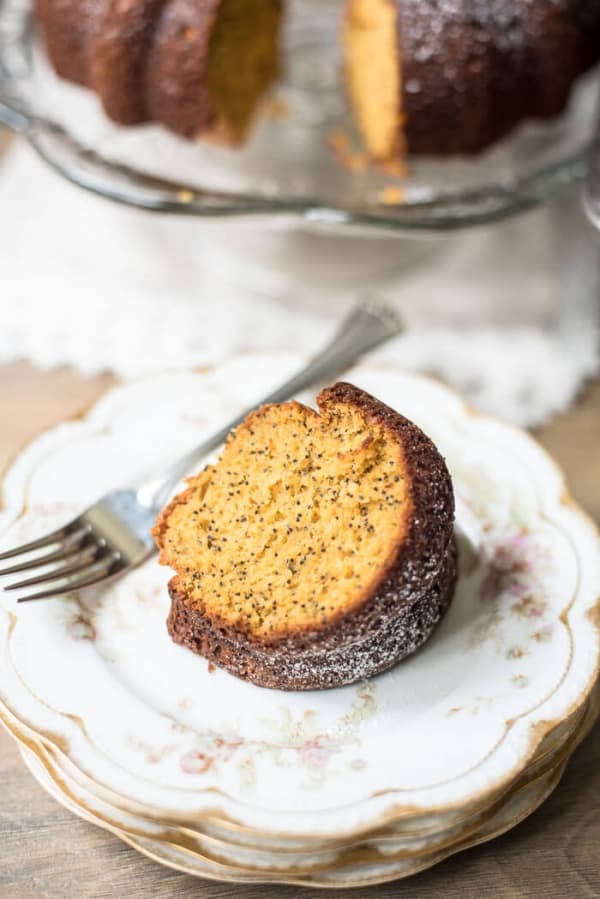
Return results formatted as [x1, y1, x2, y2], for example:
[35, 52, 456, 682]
[0, 139, 598, 426]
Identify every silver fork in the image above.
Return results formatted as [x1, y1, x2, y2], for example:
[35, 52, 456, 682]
[0, 302, 402, 603]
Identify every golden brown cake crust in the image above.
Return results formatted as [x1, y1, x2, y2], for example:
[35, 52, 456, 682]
[155, 382, 456, 690]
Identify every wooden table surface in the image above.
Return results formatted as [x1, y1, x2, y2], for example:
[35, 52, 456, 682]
[0, 363, 598, 898]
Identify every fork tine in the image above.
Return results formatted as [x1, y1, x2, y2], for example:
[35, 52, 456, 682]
[3, 544, 105, 591]
[15, 554, 123, 603]
[0, 526, 92, 577]
[0, 520, 87, 562]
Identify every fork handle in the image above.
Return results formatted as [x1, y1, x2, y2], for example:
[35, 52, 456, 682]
[137, 301, 403, 511]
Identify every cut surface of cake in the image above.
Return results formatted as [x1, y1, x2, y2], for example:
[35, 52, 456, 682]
[154, 382, 456, 690]
[35, 0, 282, 142]
[344, 0, 600, 158]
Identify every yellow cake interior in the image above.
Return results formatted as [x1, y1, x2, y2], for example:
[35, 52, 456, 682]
[344, 0, 401, 159]
[207, 0, 282, 142]
[158, 399, 411, 640]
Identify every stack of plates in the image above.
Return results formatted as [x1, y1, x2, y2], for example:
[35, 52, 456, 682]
[1, 358, 599, 887]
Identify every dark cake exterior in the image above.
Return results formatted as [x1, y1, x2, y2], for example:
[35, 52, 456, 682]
[36, 0, 282, 140]
[395, 0, 600, 155]
[167, 538, 457, 690]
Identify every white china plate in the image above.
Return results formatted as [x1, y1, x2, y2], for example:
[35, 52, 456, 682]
[1, 356, 599, 840]
[17, 729, 581, 887]
[3, 685, 593, 869]
[7, 682, 596, 878]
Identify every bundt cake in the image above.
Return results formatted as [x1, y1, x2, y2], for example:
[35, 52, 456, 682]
[344, 0, 600, 158]
[35, 0, 283, 142]
[153, 382, 456, 690]
[35, 0, 600, 157]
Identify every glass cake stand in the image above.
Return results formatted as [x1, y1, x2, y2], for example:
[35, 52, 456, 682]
[0, 0, 598, 233]
[1, 0, 599, 423]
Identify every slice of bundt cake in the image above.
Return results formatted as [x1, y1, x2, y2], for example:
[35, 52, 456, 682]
[36, 0, 282, 142]
[154, 383, 456, 690]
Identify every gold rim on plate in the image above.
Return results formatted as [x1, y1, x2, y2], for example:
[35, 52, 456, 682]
[8, 680, 599, 885]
